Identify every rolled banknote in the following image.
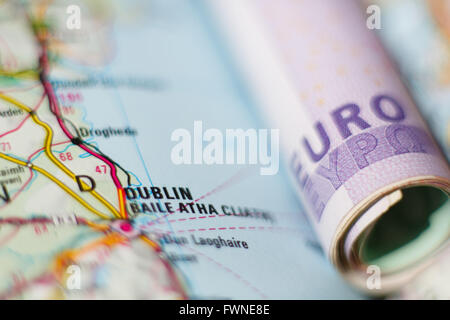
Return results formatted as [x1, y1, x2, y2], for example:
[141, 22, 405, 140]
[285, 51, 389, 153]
[370, 0, 450, 160]
[392, 245, 450, 299]
[212, 0, 450, 293]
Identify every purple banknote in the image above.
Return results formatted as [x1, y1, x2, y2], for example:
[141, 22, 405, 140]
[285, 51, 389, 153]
[214, 0, 450, 293]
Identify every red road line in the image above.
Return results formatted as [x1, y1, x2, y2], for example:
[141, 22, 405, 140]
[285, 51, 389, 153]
[186, 246, 268, 299]
[148, 168, 252, 225]
[0, 168, 34, 210]
[40, 51, 123, 191]
[150, 225, 298, 234]
[3, 16, 192, 300]
[39, 46, 126, 218]
[0, 217, 53, 225]
[0, 92, 46, 139]
[0, 115, 31, 139]
[0, 36, 18, 70]
[0, 225, 20, 247]
[0, 272, 55, 300]
[27, 140, 71, 161]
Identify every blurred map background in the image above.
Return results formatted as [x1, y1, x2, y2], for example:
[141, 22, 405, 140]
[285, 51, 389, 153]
[0, 0, 447, 299]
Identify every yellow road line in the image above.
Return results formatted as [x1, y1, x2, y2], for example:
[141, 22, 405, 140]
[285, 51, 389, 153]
[140, 234, 161, 251]
[0, 69, 39, 80]
[0, 152, 111, 220]
[53, 232, 126, 276]
[0, 93, 121, 218]
[118, 189, 127, 219]
[30, 107, 122, 218]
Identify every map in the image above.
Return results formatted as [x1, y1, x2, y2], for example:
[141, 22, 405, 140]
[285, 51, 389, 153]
[0, 0, 362, 299]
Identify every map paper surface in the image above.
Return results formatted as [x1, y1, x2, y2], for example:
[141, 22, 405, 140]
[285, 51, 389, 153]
[0, 0, 361, 299]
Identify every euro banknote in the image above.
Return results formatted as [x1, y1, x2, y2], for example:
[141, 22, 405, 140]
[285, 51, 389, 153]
[393, 245, 450, 299]
[371, 0, 450, 160]
[212, 0, 450, 293]
[368, 0, 450, 299]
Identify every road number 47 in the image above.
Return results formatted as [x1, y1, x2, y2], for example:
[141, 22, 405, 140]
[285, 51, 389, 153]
[96, 165, 107, 174]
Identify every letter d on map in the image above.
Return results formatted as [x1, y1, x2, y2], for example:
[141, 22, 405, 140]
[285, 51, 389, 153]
[76, 175, 96, 192]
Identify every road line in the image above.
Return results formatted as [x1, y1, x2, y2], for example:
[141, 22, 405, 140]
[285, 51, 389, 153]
[0, 92, 121, 219]
[0, 152, 111, 220]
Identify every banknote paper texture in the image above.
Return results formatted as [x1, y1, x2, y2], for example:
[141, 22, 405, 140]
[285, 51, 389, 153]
[212, 0, 450, 292]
